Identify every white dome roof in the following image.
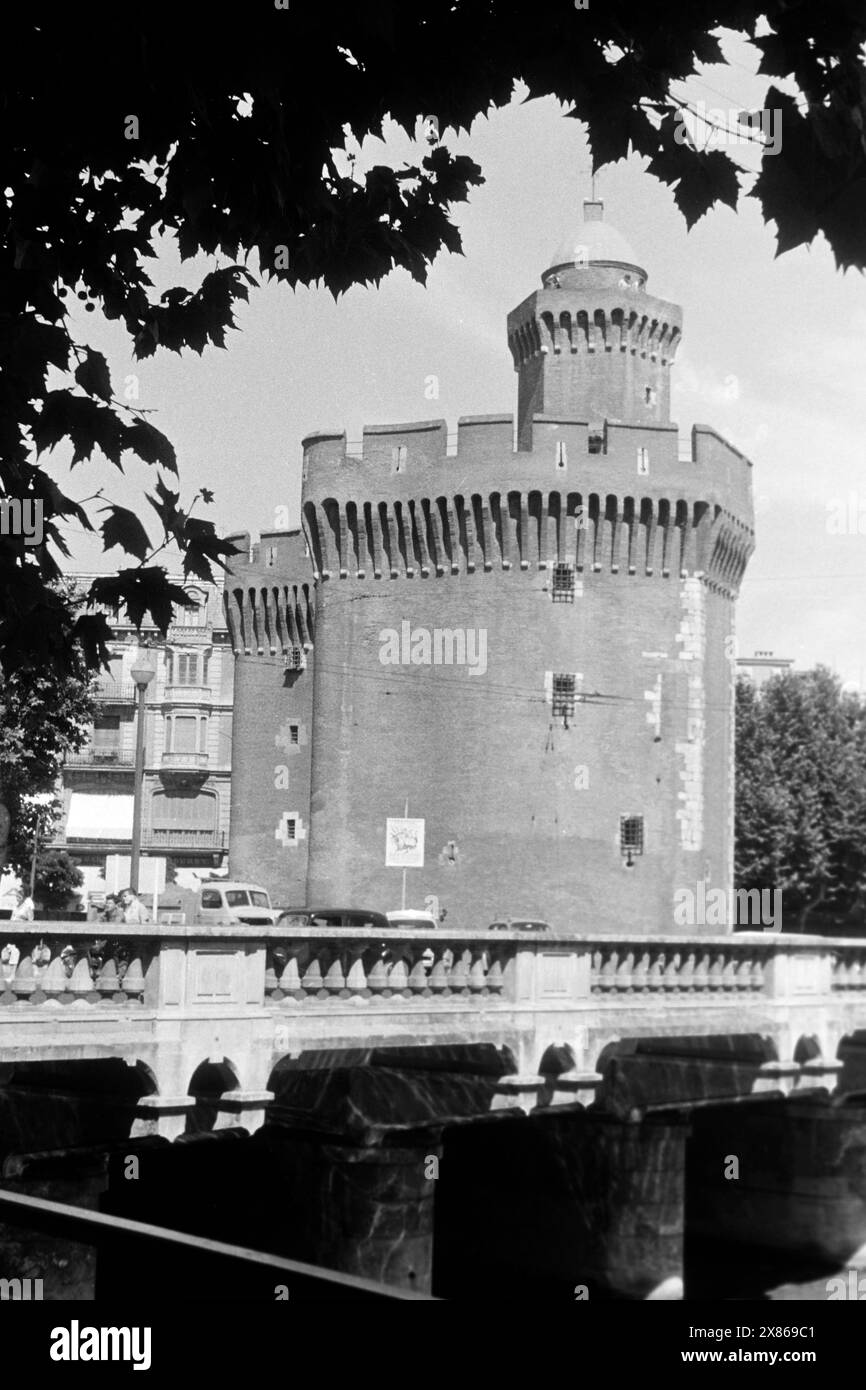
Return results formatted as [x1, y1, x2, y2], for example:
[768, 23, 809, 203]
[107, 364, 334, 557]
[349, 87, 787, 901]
[547, 211, 644, 272]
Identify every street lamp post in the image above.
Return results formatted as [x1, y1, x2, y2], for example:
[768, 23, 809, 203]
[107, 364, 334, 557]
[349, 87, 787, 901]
[129, 656, 156, 896]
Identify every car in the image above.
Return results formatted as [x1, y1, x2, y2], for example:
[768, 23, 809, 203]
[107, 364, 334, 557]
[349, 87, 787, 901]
[197, 881, 277, 927]
[488, 919, 551, 932]
[275, 907, 391, 931]
[386, 909, 439, 931]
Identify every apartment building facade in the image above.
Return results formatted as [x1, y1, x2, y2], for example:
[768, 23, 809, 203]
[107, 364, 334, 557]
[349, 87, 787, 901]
[52, 577, 234, 901]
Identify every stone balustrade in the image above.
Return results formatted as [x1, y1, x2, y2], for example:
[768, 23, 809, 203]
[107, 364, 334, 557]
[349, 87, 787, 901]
[0, 924, 861, 1014]
[265, 939, 507, 1001]
[0, 926, 155, 1006]
[590, 940, 772, 994]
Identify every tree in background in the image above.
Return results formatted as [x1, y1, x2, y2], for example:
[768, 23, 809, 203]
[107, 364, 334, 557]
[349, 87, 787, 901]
[32, 849, 84, 912]
[2, 1, 865, 678]
[735, 668, 866, 931]
[0, 634, 94, 872]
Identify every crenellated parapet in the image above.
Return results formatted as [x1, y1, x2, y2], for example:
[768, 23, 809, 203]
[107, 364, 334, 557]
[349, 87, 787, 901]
[223, 529, 315, 659]
[507, 296, 682, 370]
[300, 419, 753, 598]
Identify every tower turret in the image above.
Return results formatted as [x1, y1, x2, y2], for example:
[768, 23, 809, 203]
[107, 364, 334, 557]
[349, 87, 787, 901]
[508, 200, 682, 448]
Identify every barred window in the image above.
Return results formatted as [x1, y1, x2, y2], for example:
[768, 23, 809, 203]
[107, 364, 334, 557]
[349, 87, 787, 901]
[284, 817, 297, 841]
[284, 646, 304, 670]
[290, 724, 299, 745]
[620, 815, 644, 856]
[552, 674, 576, 718]
[588, 433, 603, 455]
[551, 563, 575, 603]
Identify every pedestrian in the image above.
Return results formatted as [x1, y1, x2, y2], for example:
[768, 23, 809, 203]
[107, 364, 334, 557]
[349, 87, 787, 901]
[10, 888, 34, 922]
[0, 941, 20, 983]
[120, 889, 150, 925]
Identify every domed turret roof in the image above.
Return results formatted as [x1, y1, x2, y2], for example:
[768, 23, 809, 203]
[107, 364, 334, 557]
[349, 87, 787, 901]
[546, 201, 646, 277]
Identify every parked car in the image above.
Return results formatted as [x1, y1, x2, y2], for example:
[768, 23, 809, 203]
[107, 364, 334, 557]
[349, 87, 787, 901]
[197, 881, 277, 927]
[488, 919, 551, 932]
[386, 909, 438, 931]
[276, 907, 391, 931]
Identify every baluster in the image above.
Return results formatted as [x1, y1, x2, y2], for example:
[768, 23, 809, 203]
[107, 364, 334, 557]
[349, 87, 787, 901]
[679, 952, 695, 991]
[598, 950, 618, 992]
[486, 954, 504, 994]
[42, 955, 68, 1000]
[646, 952, 665, 990]
[366, 954, 390, 993]
[632, 950, 649, 991]
[750, 953, 765, 991]
[721, 955, 737, 990]
[69, 957, 95, 1002]
[450, 950, 471, 994]
[615, 949, 635, 992]
[280, 951, 304, 999]
[468, 952, 487, 993]
[734, 955, 753, 991]
[345, 948, 369, 995]
[97, 956, 121, 1002]
[663, 951, 681, 991]
[707, 952, 724, 989]
[387, 955, 411, 996]
[428, 950, 451, 993]
[301, 954, 326, 997]
[122, 955, 146, 1000]
[692, 951, 710, 991]
[11, 954, 36, 1001]
[323, 951, 346, 994]
[409, 949, 431, 994]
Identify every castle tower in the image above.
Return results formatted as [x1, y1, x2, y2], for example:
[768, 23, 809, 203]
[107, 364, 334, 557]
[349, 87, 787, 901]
[223, 530, 315, 903]
[509, 200, 682, 446]
[251, 202, 754, 931]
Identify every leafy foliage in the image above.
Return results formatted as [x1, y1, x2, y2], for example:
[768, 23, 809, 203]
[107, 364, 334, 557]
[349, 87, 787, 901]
[2, 1, 865, 676]
[0, 586, 94, 868]
[32, 849, 84, 910]
[735, 669, 866, 930]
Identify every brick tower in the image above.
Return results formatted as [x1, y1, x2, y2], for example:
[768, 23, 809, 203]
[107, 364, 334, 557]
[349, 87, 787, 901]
[223, 529, 315, 904]
[233, 201, 755, 931]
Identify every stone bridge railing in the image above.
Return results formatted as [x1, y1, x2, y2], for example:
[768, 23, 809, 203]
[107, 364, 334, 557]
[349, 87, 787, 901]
[0, 925, 864, 1130]
[0, 923, 863, 1009]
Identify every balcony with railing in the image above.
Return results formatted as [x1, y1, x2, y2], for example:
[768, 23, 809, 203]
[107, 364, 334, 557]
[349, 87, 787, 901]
[65, 748, 135, 769]
[161, 751, 209, 771]
[93, 681, 136, 704]
[163, 684, 212, 704]
[141, 828, 226, 850]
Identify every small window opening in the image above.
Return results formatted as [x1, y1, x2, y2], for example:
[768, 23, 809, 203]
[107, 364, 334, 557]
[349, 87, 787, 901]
[620, 815, 644, 864]
[551, 563, 575, 603]
[552, 673, 576, 720]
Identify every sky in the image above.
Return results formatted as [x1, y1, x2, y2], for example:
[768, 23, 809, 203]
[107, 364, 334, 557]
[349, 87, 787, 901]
[49, 31, 866, 688]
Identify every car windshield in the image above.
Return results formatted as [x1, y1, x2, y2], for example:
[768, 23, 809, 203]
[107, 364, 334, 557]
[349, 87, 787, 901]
[224, 890, 250, 907]
[250, 892, 270, 908]
[389, 916, 434, 929]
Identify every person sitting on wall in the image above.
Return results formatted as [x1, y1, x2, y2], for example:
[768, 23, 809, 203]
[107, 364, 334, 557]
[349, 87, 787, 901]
[120, 889, 150, 925]
[10, 889, 34, 921]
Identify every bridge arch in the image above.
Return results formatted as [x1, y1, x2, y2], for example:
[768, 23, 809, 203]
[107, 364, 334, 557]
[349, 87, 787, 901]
[185, 1057, 241, 1135]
